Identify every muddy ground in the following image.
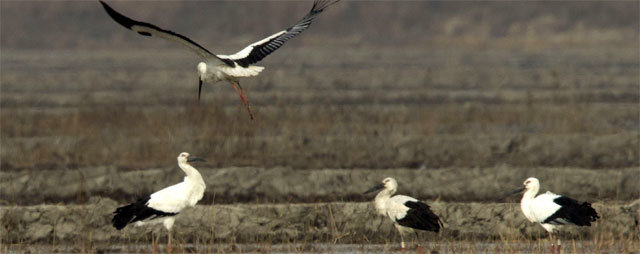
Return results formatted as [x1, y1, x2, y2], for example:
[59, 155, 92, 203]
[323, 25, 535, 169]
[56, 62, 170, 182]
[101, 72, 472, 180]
[2, 198, 638, 246]
[2, 166, 638, 248]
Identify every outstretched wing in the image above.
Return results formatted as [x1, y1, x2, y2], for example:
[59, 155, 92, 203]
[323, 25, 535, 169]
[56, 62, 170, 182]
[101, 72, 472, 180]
[218, 0, 340, 67]
[99, 1, 235, 67]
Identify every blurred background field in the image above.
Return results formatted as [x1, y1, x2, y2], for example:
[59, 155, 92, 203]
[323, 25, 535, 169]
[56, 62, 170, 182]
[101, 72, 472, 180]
[1, 0, 639, 249]
[1, 46, 638, 171]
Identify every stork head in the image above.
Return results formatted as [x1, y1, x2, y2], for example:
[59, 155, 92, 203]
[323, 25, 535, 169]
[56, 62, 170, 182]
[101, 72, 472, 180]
[197, 62, 207, 76]
[177, 152, 206, 164]
[364, 177, 398, 194]
[503, 177, 540, 199]
[196, 62, 208, 101]
[523, 177, 540, 193]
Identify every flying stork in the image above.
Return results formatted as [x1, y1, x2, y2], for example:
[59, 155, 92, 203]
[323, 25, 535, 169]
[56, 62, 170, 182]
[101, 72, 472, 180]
[112, 152, 206, 254]
[509, 177, 600, 254]
[364, 177, 442, 252]
[99, 0, 340, 120]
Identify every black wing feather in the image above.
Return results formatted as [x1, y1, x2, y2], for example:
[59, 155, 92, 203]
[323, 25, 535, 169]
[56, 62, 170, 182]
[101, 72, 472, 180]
[112, 197, 178, 230]
[232, 0, 339, 67]
[99, 1, 235, 67]
[543, 196, 599, 226]
[396, 201, 443, 232]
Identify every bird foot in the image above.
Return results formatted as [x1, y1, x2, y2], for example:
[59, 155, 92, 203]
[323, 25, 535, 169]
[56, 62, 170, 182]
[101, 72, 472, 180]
[550, 243, 555, 254]
[417, 245, 422, 254]
[557, 244, 561, 254]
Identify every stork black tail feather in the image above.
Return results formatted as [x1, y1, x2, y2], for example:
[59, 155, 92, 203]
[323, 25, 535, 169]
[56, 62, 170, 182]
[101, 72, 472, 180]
[112, 197, 177, 230]
[397, 201, 443, 233]
[545, 196, 600, 226]
[112, 202, 140, 230]
[574, 201, 600, 225]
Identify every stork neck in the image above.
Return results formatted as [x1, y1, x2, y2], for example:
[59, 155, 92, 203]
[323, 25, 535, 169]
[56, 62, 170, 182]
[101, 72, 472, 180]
[179, 163, 204, 184]
[521, 186, 539, 213]
[375, 190, 392, 201]
[520, 187, 539, 222]
[374, 188, 394, 215]
[522, 186, 539, 201]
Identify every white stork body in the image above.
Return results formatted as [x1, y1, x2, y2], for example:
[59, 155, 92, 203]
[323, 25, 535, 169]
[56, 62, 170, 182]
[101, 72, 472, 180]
[365, 177, 442, 250]
[518, 177, 599, 253]
[112, 152, 206, 253]
[99, 0, 340, 120]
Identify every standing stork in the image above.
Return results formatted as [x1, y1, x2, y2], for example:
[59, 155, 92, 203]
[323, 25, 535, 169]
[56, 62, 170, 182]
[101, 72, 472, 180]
[112, 152, 206, 254]
[99, 0, 340, 120]
[510, 177, 599, 253]
[364, 177, 442, 252]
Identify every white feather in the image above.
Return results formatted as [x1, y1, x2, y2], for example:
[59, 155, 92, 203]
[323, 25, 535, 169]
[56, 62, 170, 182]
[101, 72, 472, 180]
[386, 195, 417, 221]
[146, 175, 206, 213]
[219, 65, 265, 78]
[530, 192, 562, 222]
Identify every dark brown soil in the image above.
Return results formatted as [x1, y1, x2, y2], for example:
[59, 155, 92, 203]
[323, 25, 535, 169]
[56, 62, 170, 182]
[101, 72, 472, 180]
[1, 198, 638, 245]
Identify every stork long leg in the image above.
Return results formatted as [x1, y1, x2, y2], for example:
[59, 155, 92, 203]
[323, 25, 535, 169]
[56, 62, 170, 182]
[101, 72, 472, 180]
[394, 224, 406, 253]
[556, 239, 561, 254]
[153, 231, 160, 254]
[168, 229, 173, 254]
[548, 232, 555, 254]
[400, 232, 406, 253]
[231, 81, 254, 120]
[414, 231, 422, 254]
